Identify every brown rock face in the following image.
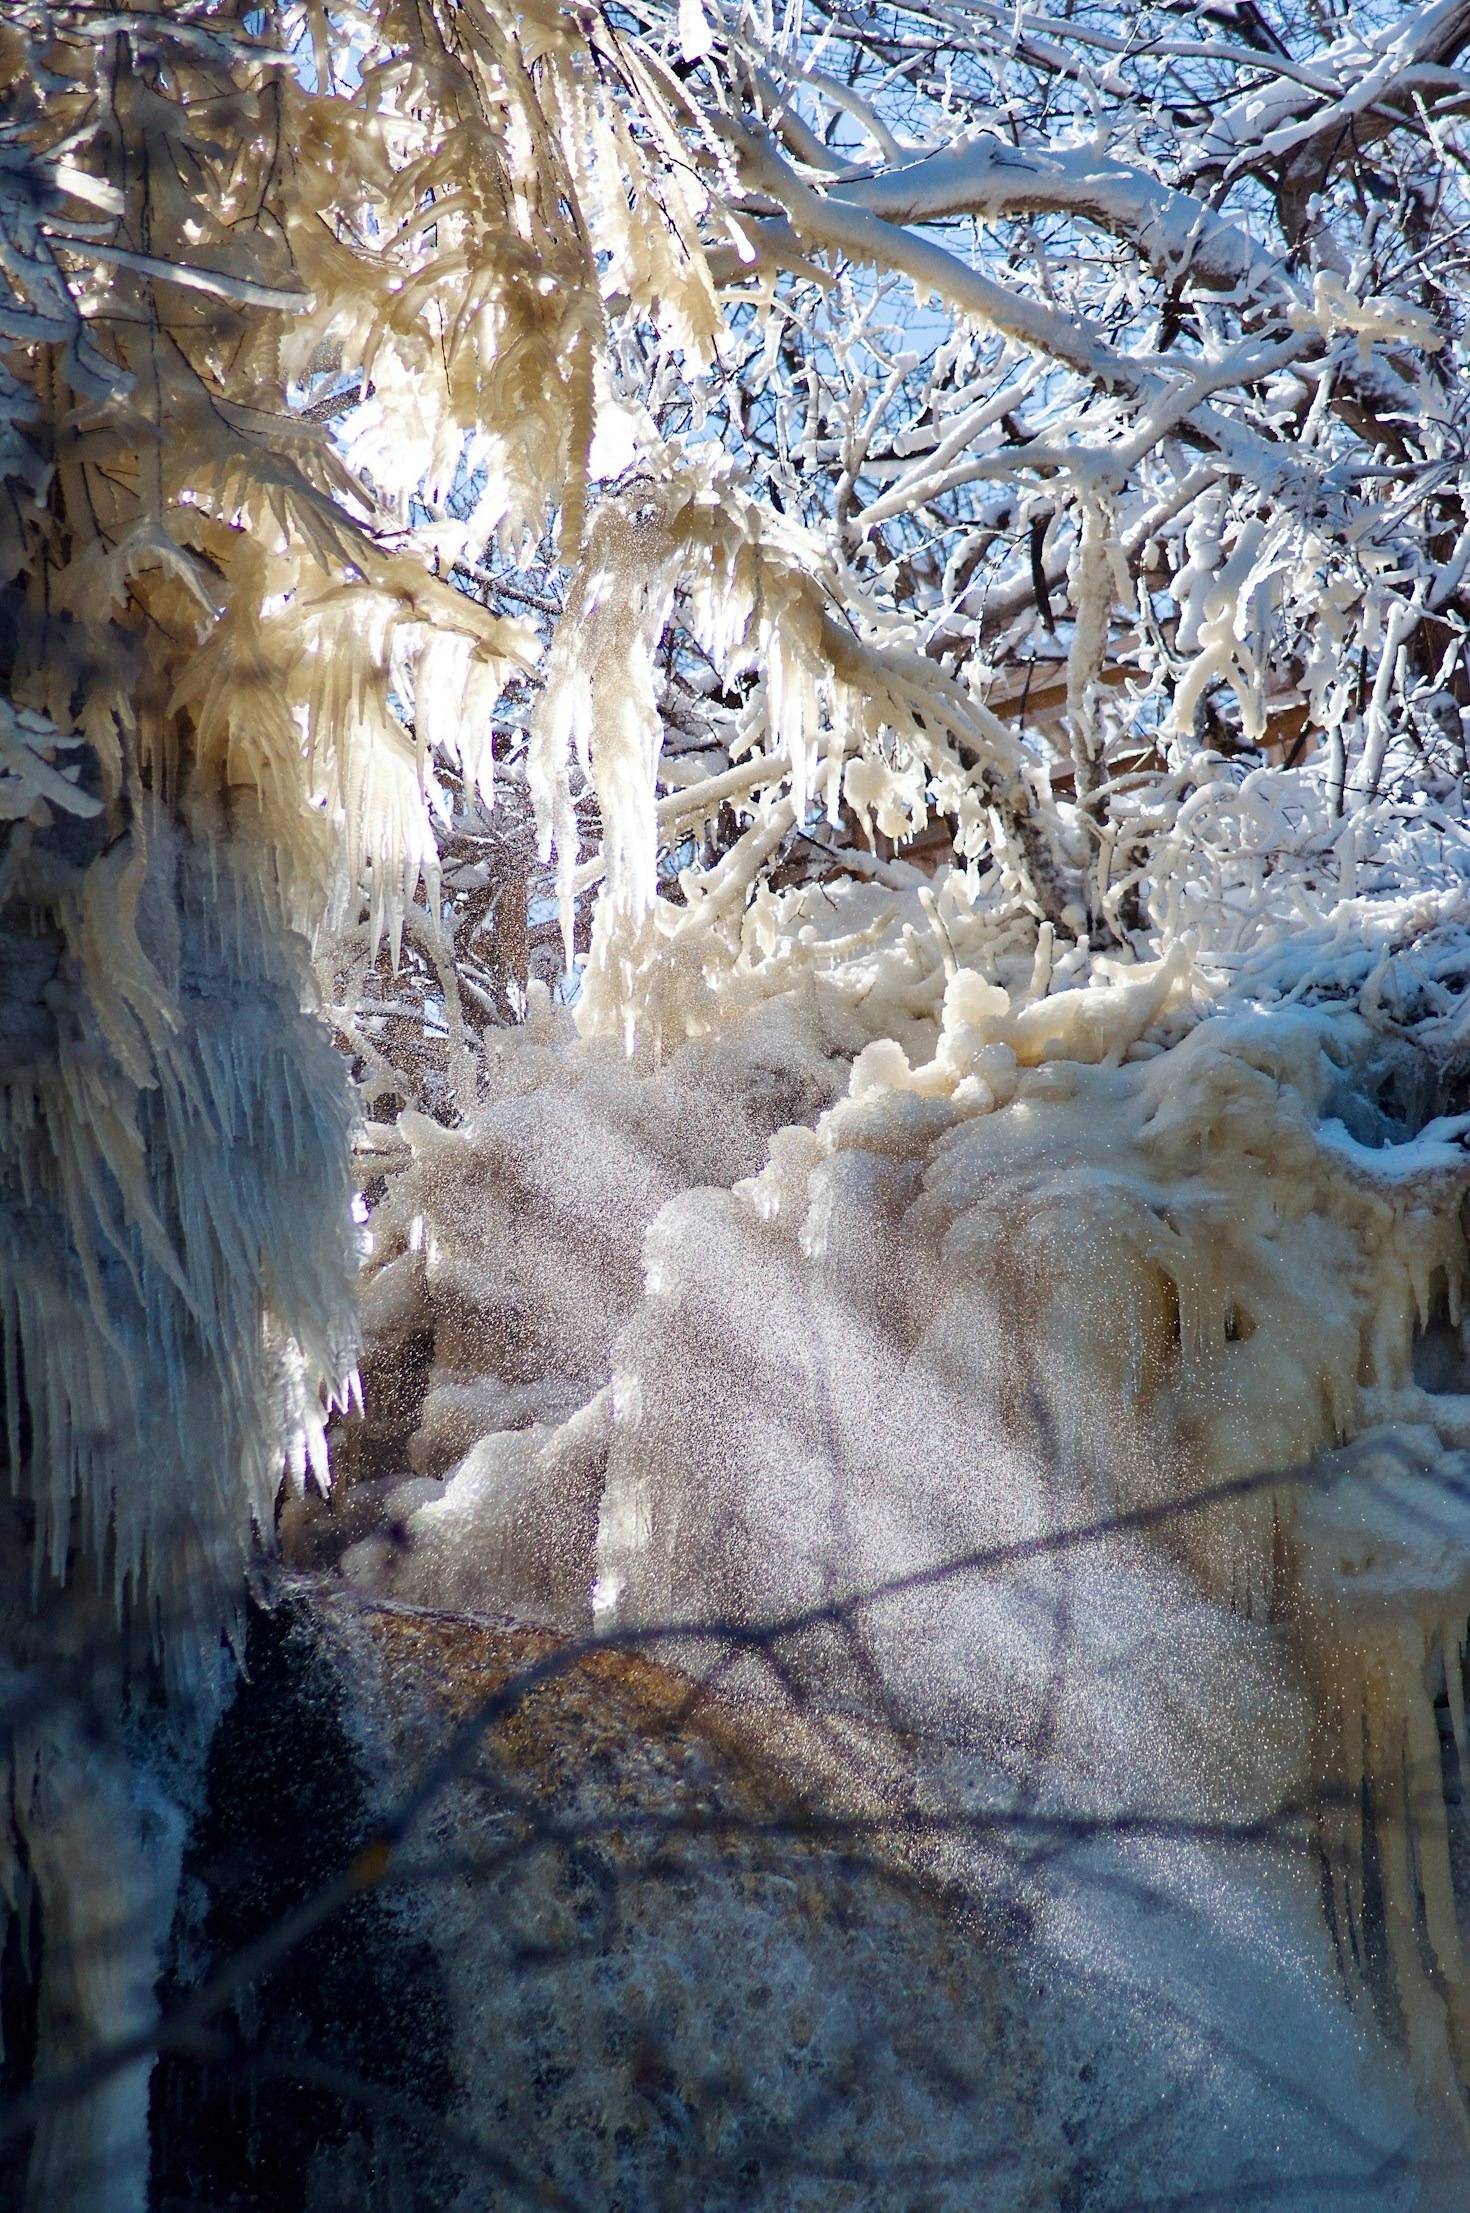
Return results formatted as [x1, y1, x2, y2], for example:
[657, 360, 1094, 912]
[148, 1575, 1450, 2213]
[302, 1584, 1062, 2212]
[144, 1578, 1125, 2212]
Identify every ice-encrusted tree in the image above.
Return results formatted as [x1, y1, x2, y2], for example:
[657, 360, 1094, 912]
[305, 0, 1470, 1075]
[7, 0, 1470, 2206]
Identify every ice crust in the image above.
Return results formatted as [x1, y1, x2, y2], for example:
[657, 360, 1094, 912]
[337, 894, 1470, 2193]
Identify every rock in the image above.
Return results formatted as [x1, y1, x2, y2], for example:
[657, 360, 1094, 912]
[147, 1575, 1453, 2212]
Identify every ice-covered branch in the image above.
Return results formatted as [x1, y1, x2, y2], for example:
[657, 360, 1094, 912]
[835, 134, 1289, 303]
[730, 124, 1159, 392]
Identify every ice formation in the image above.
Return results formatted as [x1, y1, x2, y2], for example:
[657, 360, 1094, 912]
[0, 812, 359, 1677]
[9, 0, 1470, 2201]
[0, 811, 360, 2210]
[338, 844, 1470, 2190]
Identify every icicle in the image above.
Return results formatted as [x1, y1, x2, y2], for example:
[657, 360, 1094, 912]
[1297, 1445, 1470, 2116]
